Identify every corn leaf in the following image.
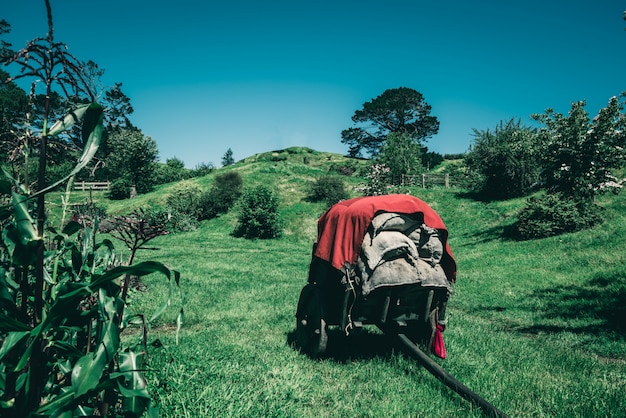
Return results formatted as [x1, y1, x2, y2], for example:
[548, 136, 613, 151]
[12, 192, 39, 244]
[28, 103, 104, 199]
[47, 104, 90, 136]
[0, 331, 30, 361]
[71, 290, 121, 396]
[116, 350, 151, 415]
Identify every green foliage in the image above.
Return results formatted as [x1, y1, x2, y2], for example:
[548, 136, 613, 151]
[0, 103, 180, 417]
[165, 180, 202, 232]
[510, 95, 626, 237]
[464, 119, 540, 200]
[307, 175, 349, 207]
[509, 193, 601, 239]
[360, 163, 392, 196]
[199, 171, 243, 220]
[153, 157, 191, 185]
[0, 70, 29, 164]
[0, 207, 180, 416]
[341, 87, 439, 157]
[222, 147, 235, 166]
[109, 177, 132, 200]
[421, 147, 444, 170]
[374, 132, 423, 184]
[233, 185, 282, 239]
[532, 96, 626, 202]
[0, 6, 182, 415]
[190, 162, 215, 177]
[105, 129, 158, 194]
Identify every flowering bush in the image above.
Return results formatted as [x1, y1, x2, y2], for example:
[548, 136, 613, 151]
[359, 163, 392, 196]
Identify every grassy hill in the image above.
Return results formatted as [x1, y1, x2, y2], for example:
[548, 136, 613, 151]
[52, 147, 626, 417]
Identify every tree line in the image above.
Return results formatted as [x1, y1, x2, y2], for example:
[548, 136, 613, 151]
[337, 87, 626, 239]
[0, 19, 218, 200]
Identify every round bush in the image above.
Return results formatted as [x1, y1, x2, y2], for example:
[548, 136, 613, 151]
[233, 186, 282, 239]
[511, 193, 601, 240]
[166, 181, 202, 217]
[109, 178, 132, 200]
[307, 175, 349, 206]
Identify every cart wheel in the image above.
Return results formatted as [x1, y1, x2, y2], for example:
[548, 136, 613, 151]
[295, 284, 328, 357]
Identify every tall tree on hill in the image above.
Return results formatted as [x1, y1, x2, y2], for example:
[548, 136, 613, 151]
[341, 87, 439, 157]
[222, 147, 235, 166]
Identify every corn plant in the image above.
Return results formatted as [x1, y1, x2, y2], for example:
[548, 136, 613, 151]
[0, 2, 182, 416]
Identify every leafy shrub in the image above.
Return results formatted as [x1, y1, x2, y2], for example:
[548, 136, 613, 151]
[153, 157, 191, 185]
[199, 171, 243, 220]
[105, 129, 159, 194]
[533, 97, 626, 202]
[307, 175, 349, 206]
[165, 180, 202, 231]
[166, 180, 202, 215]
[109, 177, 132, 200]
[360, 163, 392, 196]
[233, 185, 282, 239]
[375, 132, 423, 185]
[509, 193, 601, 240]
[191, 162, 215, 177]
[464, 119, 540, 200]
[330, 164, 355, 176]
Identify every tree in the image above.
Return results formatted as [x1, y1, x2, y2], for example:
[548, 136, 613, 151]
[222, 147, 235, 166]
[510, 95, 626, 239]
[0, 19, 14, 61]
[0, 69, 29, 164]
[532, 96, 626, 202]
[421, 146, 444, 171]
[153, 157, 190, 184]
[105, 128, 158, 193]
[103, 81, 134, 131]
[374, 132, 423, 184]
[341, 87, 439, 157]
[464, 119, 541, 199]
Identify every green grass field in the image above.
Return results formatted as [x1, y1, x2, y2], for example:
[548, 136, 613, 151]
[56, 149, 626, 417]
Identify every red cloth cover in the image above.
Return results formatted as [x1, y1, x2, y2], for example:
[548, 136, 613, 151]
[313, 194, 456, 282]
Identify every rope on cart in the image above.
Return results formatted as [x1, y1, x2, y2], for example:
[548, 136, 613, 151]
[341, 263, 357, 336]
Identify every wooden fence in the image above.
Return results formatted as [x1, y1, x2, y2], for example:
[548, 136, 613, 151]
[73, 181, 110, 191]
[399, 173, 464, 189]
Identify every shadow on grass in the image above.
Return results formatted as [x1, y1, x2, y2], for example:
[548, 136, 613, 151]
[518, 272, 626, 337]
[287, 327, 401, 362]
[454, 225, 517, 247]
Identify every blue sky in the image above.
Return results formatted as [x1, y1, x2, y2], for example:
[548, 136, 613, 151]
[3, 1, 626, 167]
